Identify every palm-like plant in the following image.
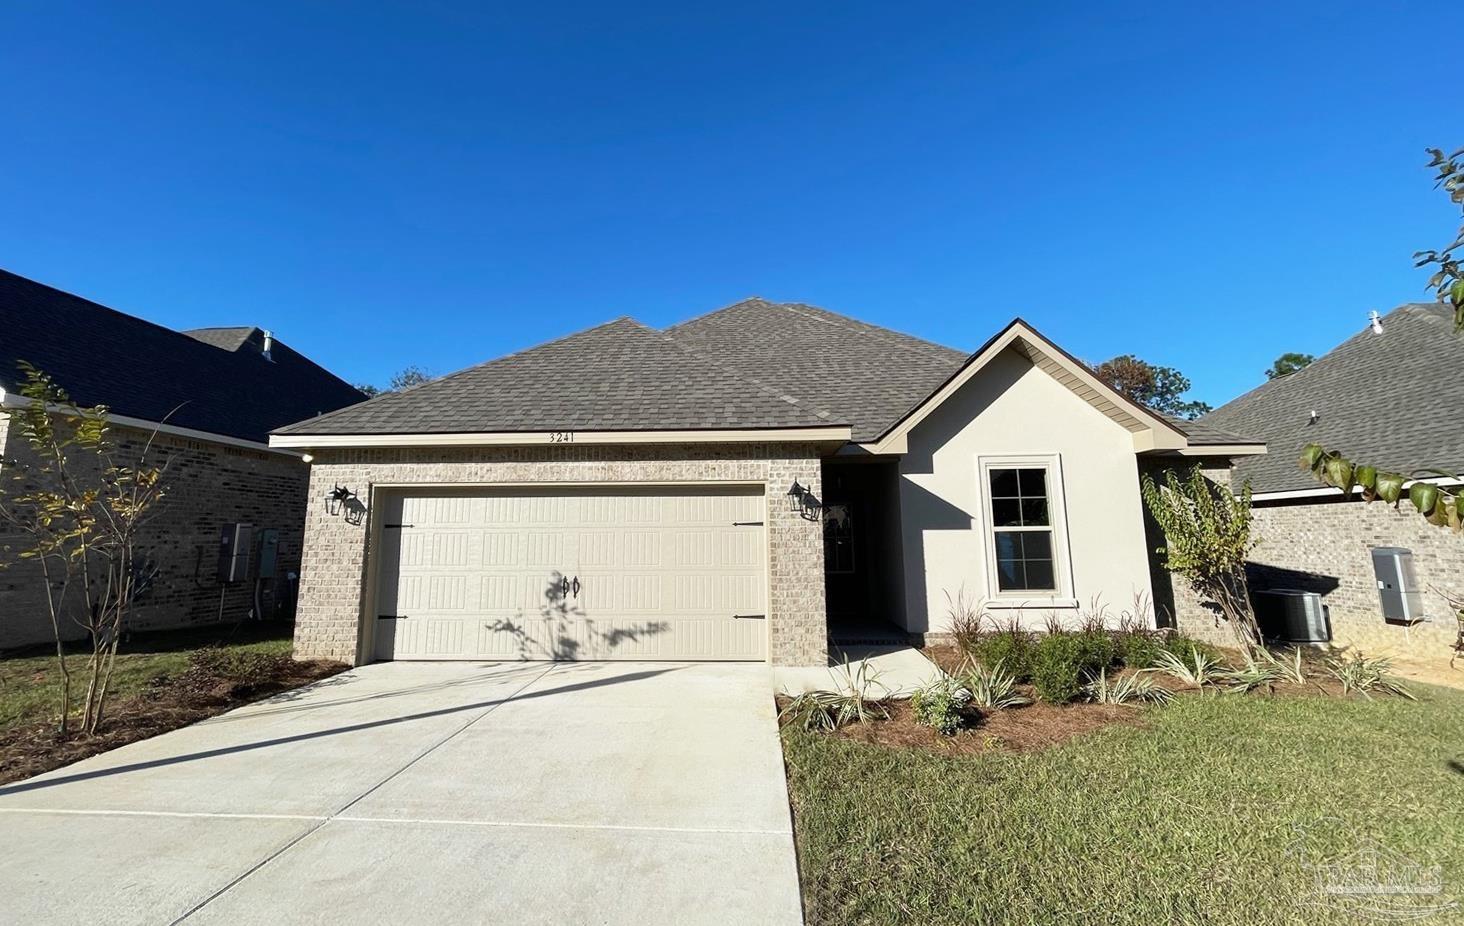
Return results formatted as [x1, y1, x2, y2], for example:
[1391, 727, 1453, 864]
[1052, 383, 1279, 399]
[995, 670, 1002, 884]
[1148, 648, 1223, 687]
[1082, 668, 1175, 705]
[779, 658, 891, 731]
[1326, 653, 1416, 701]
[959, 656, 1031, 710]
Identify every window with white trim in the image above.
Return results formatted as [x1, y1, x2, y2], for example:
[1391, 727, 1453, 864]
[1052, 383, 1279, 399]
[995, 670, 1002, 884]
[979, 456, 1071, 598]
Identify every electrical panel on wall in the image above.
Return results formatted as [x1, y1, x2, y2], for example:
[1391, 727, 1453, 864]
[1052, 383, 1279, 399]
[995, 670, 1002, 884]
[217, 523, 254, 584]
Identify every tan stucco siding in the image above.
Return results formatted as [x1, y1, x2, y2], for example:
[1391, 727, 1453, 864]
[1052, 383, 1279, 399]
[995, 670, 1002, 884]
[896, 349, 1155, 635]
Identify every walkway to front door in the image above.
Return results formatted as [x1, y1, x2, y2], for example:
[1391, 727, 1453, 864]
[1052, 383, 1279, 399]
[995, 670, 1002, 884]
[0, 662, 804, 925]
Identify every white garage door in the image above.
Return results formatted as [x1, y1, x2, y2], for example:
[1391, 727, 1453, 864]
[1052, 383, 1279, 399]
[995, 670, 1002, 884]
[372, 485, 768, 661]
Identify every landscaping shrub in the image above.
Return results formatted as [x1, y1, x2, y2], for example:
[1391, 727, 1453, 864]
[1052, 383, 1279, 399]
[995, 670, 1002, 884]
[1162, 633, 1220, 665]
[911, 677, 971, 736]
[969, 626, 1034, 680]
[1114, 630, 1167, 669]
[1029, 634, 1090, 703]
[1074, 630, 1118, 672]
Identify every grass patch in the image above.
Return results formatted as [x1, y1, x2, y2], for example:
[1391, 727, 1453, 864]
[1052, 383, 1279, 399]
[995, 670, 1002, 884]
[0, 623, 343, 784]
[783, 685, 1464, 925]
[0, 623, 294, 731]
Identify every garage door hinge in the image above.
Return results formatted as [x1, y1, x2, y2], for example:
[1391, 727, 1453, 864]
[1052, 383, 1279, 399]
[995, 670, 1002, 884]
[731, 521, 764, 526]
[732, 613, 767, 620]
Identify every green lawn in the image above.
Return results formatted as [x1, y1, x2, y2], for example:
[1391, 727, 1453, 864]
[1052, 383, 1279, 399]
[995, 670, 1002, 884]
[783, 686, 1464, 926]
[0, 624, 293, 730]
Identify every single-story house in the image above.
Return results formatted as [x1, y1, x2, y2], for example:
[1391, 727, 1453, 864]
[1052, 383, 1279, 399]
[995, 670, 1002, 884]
[0, 268, 365, 650]
[274, 298, 1263, 667]
[1199, 302, 1464, 659]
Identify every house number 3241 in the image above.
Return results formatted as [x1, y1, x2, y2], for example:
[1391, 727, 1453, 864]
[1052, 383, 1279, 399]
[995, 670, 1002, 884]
[549, 431, 575, 443]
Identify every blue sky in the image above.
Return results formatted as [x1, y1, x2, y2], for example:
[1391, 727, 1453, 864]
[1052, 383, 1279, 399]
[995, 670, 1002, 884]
[0, 3, 1452, 406]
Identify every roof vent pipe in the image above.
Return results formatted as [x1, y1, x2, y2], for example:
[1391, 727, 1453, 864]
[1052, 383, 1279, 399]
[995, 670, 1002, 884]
[1369, 310, 1383, 335]
[261, 329, 275, 362]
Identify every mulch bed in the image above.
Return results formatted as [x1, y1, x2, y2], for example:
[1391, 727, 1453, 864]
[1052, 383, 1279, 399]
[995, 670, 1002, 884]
[829, 698, 1147, 756]
[784, 643, 1363, 757]
[0, 655, 347, 786]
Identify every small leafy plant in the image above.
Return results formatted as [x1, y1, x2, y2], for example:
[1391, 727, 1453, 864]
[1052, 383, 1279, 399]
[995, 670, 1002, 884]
[911, 676, 972, 736]
[959, 657, 1031, 710]
[1082, 668, 1175, 706]
[1326, 653, 1416, 700]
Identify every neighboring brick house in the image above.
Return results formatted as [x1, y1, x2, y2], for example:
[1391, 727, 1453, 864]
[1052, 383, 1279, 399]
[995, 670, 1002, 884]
[0, 269, 365, 650]
[272, 299, 1261, 668]
[1197, 303, 1464, 659]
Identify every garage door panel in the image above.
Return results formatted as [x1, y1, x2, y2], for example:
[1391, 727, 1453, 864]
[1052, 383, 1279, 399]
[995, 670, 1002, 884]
[374, 486, 767, 662]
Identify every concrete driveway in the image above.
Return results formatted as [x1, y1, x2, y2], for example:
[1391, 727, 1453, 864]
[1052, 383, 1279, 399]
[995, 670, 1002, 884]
[0, 662, 803, 925]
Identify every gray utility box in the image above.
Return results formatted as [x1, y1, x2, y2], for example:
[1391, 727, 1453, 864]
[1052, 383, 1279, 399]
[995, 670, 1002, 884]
[1253, 589, 1332, 643]
[1370, 546, 1425, 624]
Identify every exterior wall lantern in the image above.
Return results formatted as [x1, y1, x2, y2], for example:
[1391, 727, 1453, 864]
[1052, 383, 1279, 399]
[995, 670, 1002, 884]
[785, 479, 823, 521]
[325, 484, 364, 525]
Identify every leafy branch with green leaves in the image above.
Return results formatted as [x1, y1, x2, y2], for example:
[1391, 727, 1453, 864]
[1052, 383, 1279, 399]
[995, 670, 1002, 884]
[1299, 146, 1464, 531]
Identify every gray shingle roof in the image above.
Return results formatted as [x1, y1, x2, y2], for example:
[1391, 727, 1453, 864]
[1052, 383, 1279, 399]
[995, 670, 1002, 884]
[1201, 302, 1459, 493]
[0, 269, 366, 444]
[1161, 415, 1258, 446]
[664, 298, 969, 441]
[275, 316, 840, 435]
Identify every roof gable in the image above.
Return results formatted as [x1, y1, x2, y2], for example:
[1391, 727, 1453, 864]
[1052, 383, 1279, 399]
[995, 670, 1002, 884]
[1203, 302, 1459, 493]
[0, 269, 365, 444]
[866, 319, 1192, 454]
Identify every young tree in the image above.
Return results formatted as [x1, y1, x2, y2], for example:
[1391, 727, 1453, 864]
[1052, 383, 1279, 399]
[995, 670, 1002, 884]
[1141, 466, 1261, 651]
[0, 365, 168, 734]
[354, 365, 435, 398]
[388, 365, 433, 391]
[1300, 146, 1464, 528]
[1091, 355, 1212, 419]
[1264, 352, 1314, 379]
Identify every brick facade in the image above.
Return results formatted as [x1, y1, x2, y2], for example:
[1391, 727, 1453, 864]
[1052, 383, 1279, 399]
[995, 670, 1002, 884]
[292, 442, 830, 667]
[1244, 498, 1462, 658]
[1145, 458, 1461, 659]
[0, 417, 310, 650]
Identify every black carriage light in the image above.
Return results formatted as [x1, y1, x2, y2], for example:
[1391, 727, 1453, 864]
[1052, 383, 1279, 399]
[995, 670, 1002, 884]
[786, 479, 823, 520]
[325, 484, 356, 518]
[786, 480, 807, 512]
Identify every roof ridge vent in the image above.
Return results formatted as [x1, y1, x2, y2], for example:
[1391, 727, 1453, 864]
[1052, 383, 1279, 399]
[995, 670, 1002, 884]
[1369, 310, 1383, 335]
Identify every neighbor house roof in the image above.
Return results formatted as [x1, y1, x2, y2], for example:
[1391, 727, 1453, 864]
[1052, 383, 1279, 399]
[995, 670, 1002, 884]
[1201, 302, 1460, 494]
[273, 296, 1259, 454]
[0, 269, 366, 445]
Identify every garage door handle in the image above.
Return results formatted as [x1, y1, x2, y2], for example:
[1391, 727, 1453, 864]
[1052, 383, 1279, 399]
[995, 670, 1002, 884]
[733, 613, 766, 620]
[571, 576, 580, 598]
